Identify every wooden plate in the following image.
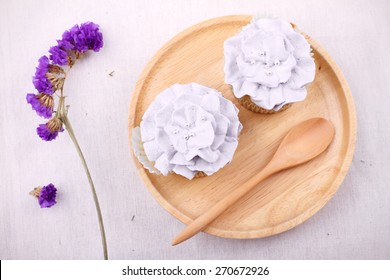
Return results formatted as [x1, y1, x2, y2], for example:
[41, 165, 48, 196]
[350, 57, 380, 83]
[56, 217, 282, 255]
[128, 15, 356, 239]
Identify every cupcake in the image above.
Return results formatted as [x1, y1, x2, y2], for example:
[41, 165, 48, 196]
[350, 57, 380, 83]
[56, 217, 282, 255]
[132, 83, 242, 180]
[224, 17, 316, 113]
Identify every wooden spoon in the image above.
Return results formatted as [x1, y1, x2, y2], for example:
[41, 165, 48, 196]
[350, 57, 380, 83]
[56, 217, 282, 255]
[172, 117, 335, 246]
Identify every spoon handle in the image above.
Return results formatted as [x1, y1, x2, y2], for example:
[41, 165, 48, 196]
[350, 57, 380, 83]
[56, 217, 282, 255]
[172, 166, 274, 246]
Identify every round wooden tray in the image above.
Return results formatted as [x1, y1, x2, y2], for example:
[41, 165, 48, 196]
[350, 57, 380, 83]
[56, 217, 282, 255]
[128, 15, 356, 239]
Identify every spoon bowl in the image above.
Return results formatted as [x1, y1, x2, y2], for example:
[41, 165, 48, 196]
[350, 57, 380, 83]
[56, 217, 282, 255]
[267, 118, 335, 172]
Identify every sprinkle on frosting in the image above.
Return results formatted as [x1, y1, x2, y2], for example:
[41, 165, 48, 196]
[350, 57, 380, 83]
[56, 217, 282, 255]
[224, 18, 315, 111]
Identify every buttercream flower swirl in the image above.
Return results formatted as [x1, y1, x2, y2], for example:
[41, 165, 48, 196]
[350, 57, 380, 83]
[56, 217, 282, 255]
[224, 18, 315, 111]
[133, 83, 242, 180]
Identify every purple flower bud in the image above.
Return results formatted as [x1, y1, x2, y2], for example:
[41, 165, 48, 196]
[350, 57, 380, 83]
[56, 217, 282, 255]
[37, 118, 64, 141]
[58, 38, 74, 51]
[49, 45, 68, 66]
[26, 93, 53, 119]
[38, 184, 57, 208]
[61, 24, 80, 51]
[61, 22, 103, 54]
[32, 56, 54, 95]
[79, 22, 103, 52]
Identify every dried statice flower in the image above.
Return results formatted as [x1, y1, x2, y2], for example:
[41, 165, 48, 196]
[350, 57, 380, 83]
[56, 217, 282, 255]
[32, 56, 54, 94]
[26, 93, 54, 118]
[30, 183, 57, 208]
[61, 22, 103, 54]
[27, 22, 103, 142]
[26, 22, 107, 259]
[37, 118, 64, 141]
[79, 22, 104, 52]
[49, 45, 68, 66]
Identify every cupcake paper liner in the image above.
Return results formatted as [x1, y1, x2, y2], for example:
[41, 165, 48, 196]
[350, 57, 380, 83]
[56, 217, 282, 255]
[237, 95, 292, 114]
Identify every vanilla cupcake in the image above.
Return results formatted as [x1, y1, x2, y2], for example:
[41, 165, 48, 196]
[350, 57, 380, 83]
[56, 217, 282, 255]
[132, 83, 242, 180]
[224, 17, 315, 113]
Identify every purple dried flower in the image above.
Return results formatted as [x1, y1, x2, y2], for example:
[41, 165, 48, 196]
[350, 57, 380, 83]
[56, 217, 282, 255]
[26, 93, 53, 118]
[79, 22, 103, 52]
[26, 23, 107, 258]
[30, 183, 57, 208]
[37, 118, 64, 141]
[58, 38, 74, 51]
[61, 22, 103, 53]
[32, 56, 54, 94]
[38, 183, 57, 208]
[61, 24, 79, 51]
[49, 44, 68, 65]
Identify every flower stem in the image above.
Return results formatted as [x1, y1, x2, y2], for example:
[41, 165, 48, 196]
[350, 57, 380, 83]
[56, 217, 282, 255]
[61, 112, 108, 260]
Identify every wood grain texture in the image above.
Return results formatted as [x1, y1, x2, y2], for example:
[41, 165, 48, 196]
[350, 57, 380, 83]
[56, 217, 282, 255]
[128, 16, 356, 239]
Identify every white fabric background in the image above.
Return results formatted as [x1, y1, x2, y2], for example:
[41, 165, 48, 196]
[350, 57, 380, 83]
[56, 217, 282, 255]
[0, 0, 389, 259]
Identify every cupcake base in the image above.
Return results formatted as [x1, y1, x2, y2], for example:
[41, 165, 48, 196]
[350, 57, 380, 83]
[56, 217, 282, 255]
[237, 95, 292, 114]
[195, 171, 207, 178]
